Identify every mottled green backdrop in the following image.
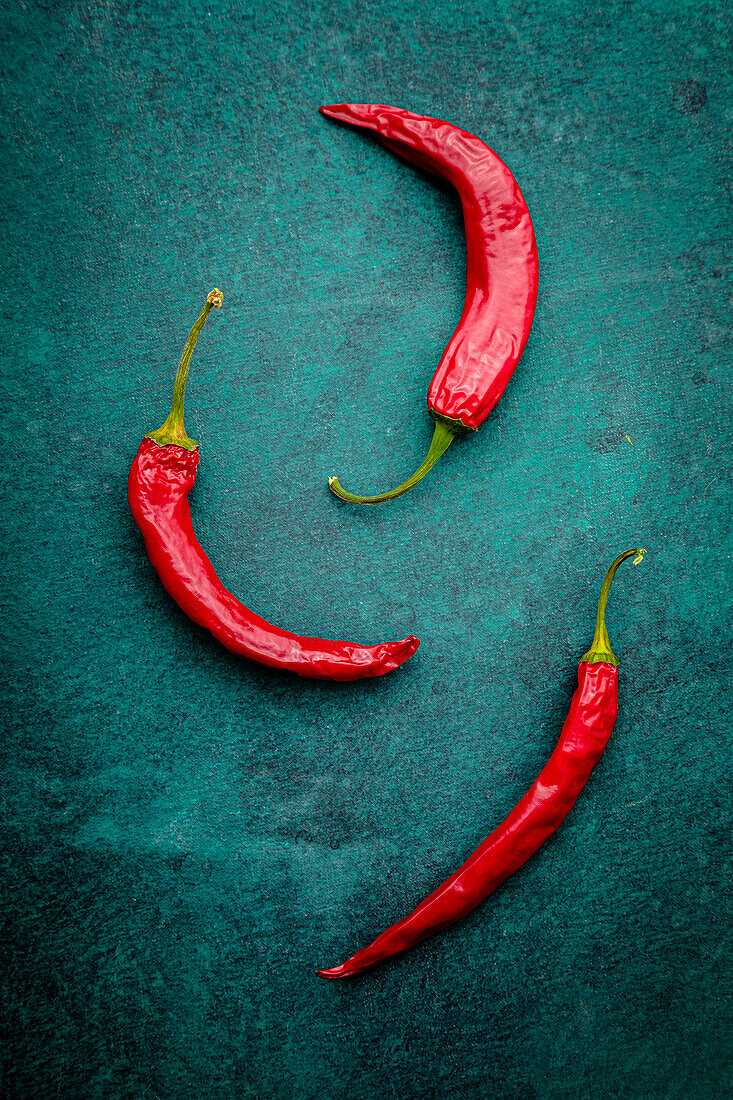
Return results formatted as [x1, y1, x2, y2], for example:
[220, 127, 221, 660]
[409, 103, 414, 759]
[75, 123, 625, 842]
[1, 0, 730, 1096]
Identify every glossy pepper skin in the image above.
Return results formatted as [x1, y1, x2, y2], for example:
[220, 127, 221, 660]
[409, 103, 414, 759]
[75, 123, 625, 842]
[128, 291, 419, 682]
[318, 549, 646, 977]
[324, 103, 539, 505]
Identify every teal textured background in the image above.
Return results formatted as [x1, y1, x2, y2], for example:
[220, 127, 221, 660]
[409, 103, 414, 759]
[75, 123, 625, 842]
[1, 0, 731, 1096]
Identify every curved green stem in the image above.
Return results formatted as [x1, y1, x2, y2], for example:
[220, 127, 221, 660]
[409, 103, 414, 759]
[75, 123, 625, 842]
[147, 288, 223, 450]
[581, 548, 647, 666]
[328, 420, 457, 505]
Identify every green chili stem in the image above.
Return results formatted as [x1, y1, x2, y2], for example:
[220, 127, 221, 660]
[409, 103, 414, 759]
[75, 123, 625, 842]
[581, 548, 647, 666]
[147, 288, 223, 451]
[328, 419, 457, 505]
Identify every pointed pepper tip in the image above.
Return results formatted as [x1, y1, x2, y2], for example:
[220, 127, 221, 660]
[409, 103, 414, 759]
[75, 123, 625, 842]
[316, 964, 351, 980]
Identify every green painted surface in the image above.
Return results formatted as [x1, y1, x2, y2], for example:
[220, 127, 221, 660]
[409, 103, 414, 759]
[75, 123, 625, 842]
[1, 1, 730, 1096]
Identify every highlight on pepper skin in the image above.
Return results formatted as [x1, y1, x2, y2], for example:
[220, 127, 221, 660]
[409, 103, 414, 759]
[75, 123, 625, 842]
[321, 102, 538, 505]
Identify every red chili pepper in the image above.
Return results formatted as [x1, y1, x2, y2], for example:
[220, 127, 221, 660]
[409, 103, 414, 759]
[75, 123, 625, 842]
[128, 290, 419, 681]
[317, 548, 646, 976]
[323, 103, 539, 505]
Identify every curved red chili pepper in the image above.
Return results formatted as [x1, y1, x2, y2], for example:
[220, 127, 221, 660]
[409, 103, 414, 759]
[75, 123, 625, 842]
[128, 291, 419, 681]
[323, 103, 539, 505]
[317, 549, 646, 976]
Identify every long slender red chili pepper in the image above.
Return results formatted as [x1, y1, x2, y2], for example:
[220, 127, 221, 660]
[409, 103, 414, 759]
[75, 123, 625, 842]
[128, 290, 419, 681]
[318, 548, 646, 976]
[323, 103, 539, 505]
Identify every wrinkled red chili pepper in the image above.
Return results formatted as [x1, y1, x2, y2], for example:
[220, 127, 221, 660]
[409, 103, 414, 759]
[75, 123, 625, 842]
[318, 548, 646, 976]
[128, 290, 419, 681]
[323, 103, 539, 505]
